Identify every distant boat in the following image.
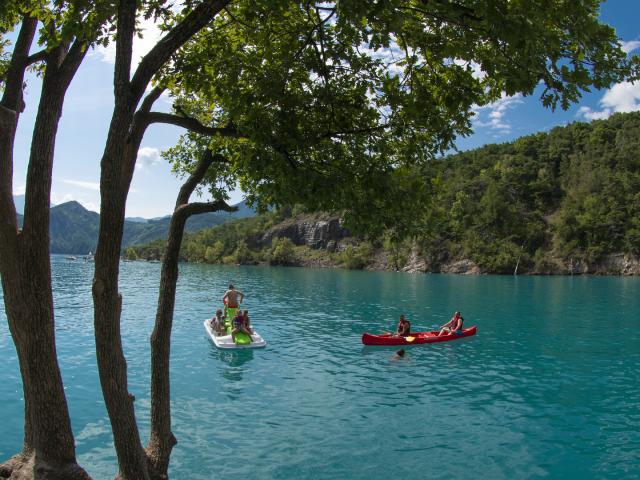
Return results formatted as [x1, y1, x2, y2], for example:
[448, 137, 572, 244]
[66, 256, 77, 261]
[83, 251, 94, 262]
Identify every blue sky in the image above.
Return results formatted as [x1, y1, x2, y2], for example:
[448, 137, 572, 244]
[10, 0, 640, 218]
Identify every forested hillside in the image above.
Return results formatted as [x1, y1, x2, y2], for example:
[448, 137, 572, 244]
[420, 111, 640, 272]
[126, 112, 640, 274]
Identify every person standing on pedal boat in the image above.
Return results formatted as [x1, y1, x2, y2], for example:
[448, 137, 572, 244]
[222, 284, 244, 316]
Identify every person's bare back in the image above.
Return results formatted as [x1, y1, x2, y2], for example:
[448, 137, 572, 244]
[222, 284, 244, 308]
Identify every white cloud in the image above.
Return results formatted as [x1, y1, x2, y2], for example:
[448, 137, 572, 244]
[472, 93, 524, 133]
[621, 40, 640, 54]
[576, 81, 640, 121]
[14, 184, 26, 195]
[61, 179, 100, 191]
[136, 146, 162, 170]
[576, 105, 611, 121]
[92, 16, 164, 67]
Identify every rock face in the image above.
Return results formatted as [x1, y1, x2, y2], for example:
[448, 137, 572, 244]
[439, 259, 482, 275]
[253, 217, 349, 251]
[570, 253, 640, 275]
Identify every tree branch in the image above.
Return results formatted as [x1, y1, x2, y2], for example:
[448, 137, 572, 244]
[317, 123, 390, 141]
[222, 5, 256, 30]
[130, 0, 232, 101]
[0, 16, 38, 245]
[1, 16, 38, 111]
[175, 150, 228, 206]
[141, 111, 241, 137]
[114, 0, 137, 97]
[140, 85, 166, 113]
[26, 49, 48, 66]
[58, 39, 89, 87]
[126, 86, 167, 145]
[173, 200, 237, 221]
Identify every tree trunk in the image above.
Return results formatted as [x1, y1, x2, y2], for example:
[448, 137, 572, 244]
[144, 211, 185, 480]
[0, 20, 91, 480]
[91, 2, 230, 477]
[93, 104, 150, 480]
[145, 151, 234, 479]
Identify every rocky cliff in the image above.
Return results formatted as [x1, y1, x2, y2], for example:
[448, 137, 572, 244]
[249, 214, 640, 276]
[249, 214, 350, 252]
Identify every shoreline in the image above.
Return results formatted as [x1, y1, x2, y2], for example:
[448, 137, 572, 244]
[110, 254, 640, 277]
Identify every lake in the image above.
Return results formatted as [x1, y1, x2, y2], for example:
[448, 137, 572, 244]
[1, 256, 639, 479]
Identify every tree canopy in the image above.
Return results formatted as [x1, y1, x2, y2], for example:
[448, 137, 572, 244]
[160, 0, 637, 237]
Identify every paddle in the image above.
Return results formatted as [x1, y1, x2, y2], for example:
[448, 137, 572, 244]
[405, 336, 415, 342]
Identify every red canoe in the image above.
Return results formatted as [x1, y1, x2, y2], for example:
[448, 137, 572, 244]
[361, 326, 477, 346]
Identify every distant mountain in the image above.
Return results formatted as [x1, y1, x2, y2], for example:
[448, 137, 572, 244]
[13, 195, 56, 214]
[121, 200, 255, 248]
[50, 201, 101, 254]
[14, 198, 255, 254]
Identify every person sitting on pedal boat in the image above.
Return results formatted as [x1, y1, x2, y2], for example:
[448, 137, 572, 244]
[210, 309, 226, 335]
[231, 310, 252, 343]
[242, 309, 253, 334]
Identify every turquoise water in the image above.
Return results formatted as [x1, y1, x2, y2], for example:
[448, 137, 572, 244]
[1, 256, 639, 479]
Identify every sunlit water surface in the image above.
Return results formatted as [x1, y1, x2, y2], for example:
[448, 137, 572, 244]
[1, 256, 639, 479]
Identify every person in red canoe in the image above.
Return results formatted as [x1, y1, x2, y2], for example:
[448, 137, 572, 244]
[395, 314, 411, 337]
[438, 311, 464, 336]
[222, 284, 244, 314]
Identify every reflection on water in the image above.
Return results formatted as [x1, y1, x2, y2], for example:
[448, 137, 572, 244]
[1, 258, 639, 479]
[217, 349, 254, 367]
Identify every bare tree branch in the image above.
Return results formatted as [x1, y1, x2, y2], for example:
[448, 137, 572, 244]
[58, 39, 90, 86]
[174, 200, 237, 221]
[176, 150, 228, 206]
[142, 111, 241, 137]
[140, 85, 166, 113]
[0, 16, 38, 248]
[26, 49, 48, 66]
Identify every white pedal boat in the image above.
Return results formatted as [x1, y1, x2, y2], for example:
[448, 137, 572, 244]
[203, 319, 267, 349]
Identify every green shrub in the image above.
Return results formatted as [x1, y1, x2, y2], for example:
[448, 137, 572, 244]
[204, 241, 225, 263]
[232, 240, 252, 264]
[269, 237, 295, 265]
[340, 242, 374, 269]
